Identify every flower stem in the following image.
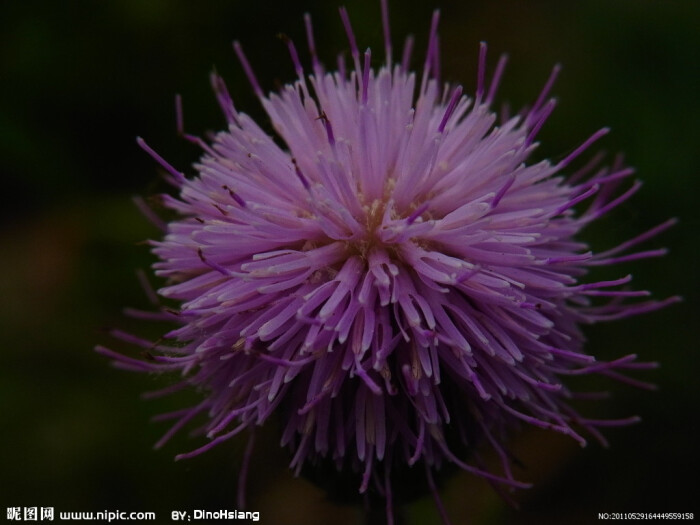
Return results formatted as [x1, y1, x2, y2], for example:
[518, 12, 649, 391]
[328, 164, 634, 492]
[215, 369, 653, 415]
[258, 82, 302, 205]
[363, 503, 406, 525]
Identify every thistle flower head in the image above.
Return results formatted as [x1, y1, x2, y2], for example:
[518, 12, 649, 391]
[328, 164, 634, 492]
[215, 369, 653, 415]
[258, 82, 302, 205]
[99, 2, 678, 522]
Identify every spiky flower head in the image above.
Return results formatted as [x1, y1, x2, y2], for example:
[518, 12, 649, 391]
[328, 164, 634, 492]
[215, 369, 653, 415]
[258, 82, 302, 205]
[99, 2, 677, 522]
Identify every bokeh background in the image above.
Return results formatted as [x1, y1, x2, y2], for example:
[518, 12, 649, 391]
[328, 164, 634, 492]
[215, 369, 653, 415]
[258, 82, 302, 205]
[2, 0, 698, 523]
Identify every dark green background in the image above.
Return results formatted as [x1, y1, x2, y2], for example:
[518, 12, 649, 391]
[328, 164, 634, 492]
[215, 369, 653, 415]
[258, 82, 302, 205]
[1, 0, 698, 523]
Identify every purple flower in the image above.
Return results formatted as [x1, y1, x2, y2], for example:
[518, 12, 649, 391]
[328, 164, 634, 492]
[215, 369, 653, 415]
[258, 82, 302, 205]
[99, 2, 678, 522]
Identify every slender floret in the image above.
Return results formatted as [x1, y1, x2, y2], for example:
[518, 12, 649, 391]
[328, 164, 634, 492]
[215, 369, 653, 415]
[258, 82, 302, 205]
[99, 2, 678, 523]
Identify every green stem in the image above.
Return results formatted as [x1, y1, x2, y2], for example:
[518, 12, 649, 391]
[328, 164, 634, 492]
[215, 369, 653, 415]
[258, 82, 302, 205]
[363, 503, 406, 525]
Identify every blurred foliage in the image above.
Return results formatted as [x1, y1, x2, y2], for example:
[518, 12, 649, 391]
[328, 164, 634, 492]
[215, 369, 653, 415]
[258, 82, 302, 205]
[1, 0, 698, 523]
